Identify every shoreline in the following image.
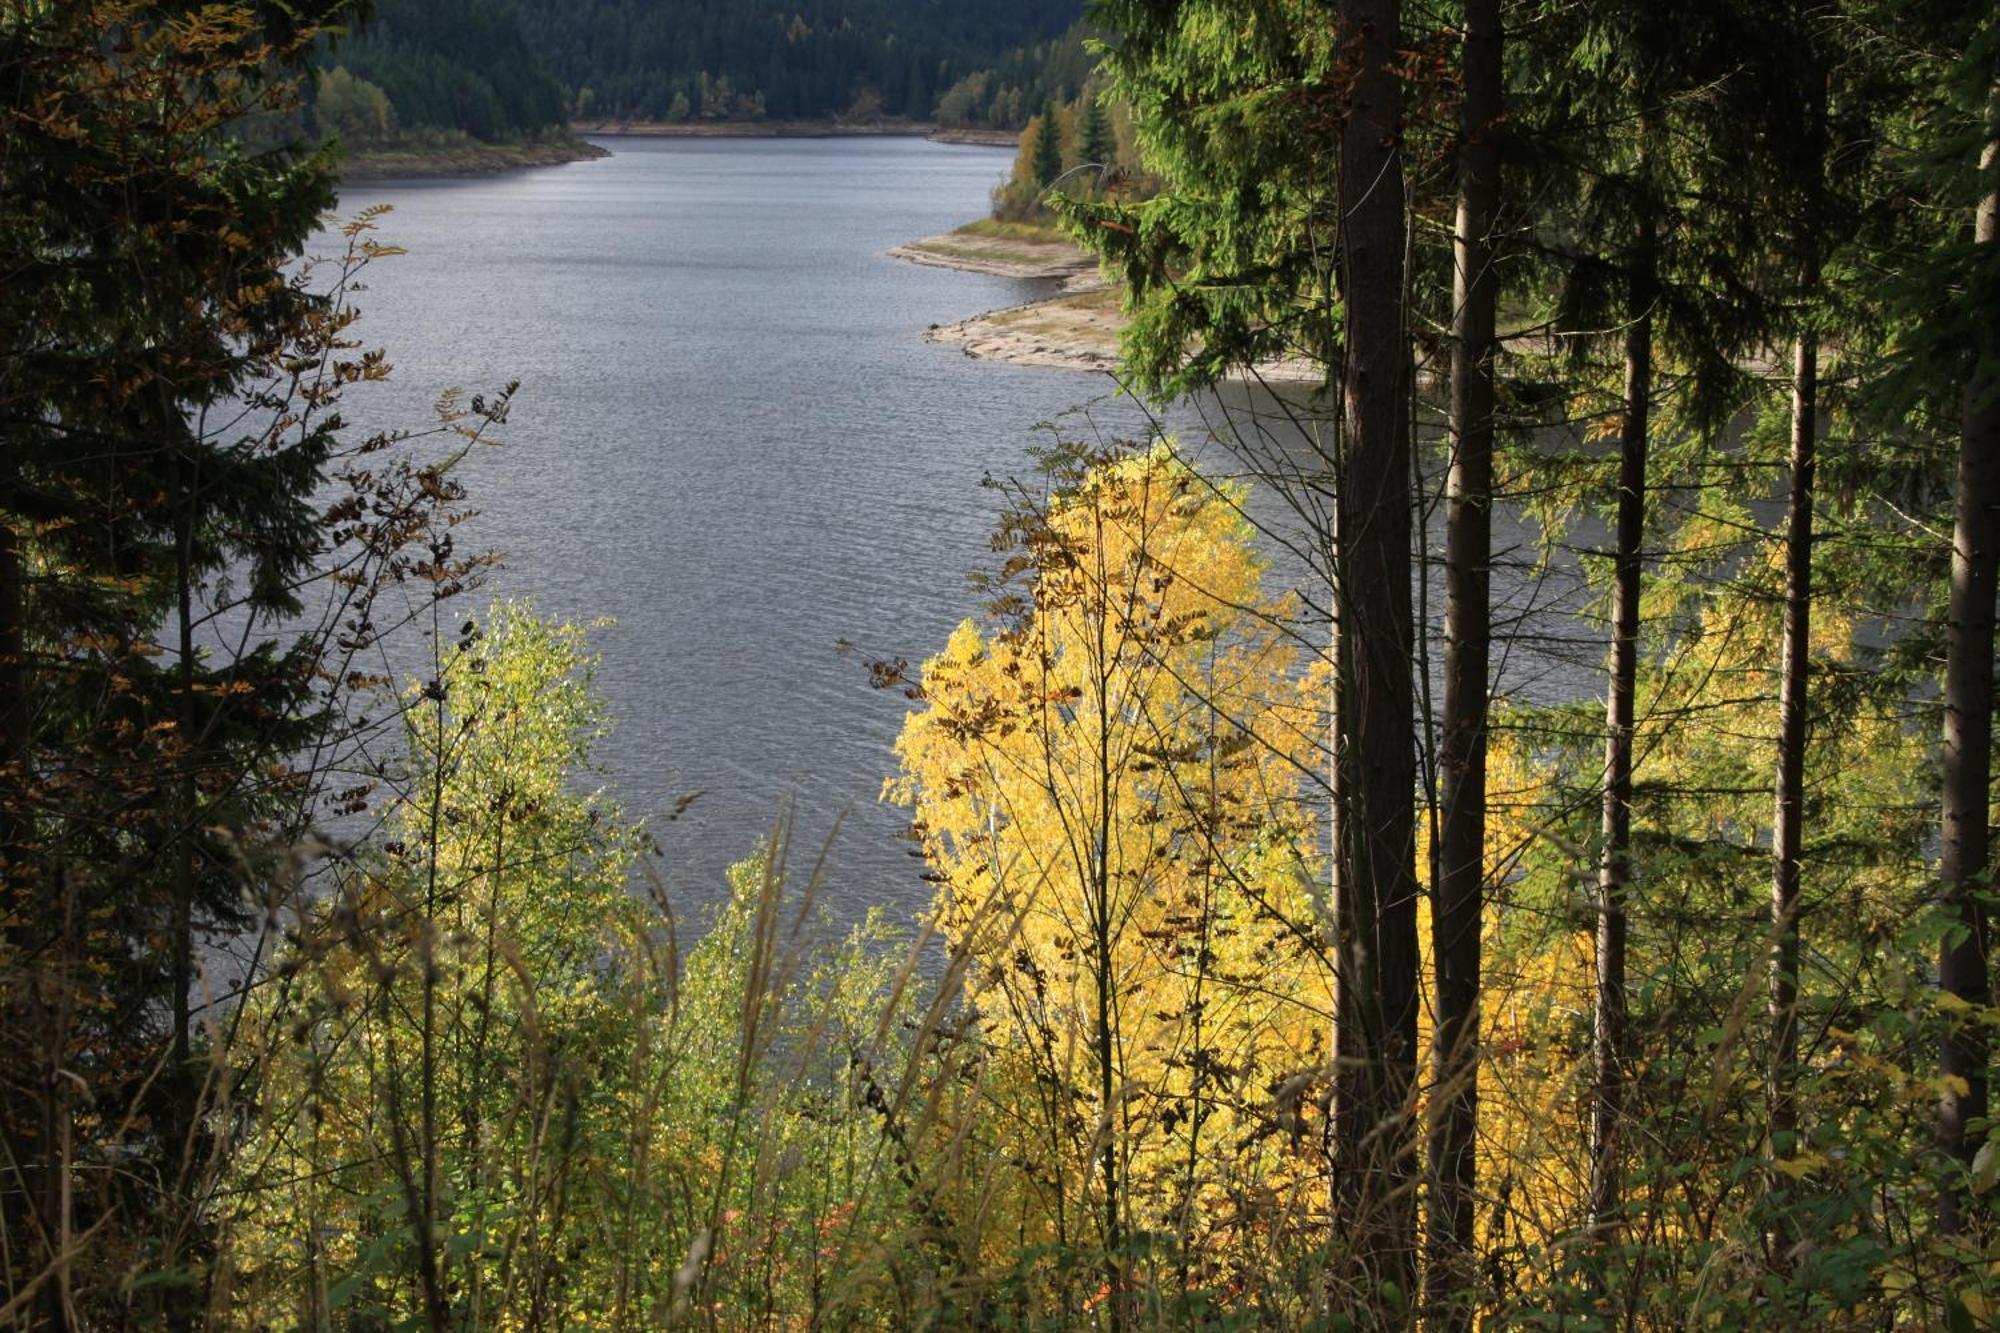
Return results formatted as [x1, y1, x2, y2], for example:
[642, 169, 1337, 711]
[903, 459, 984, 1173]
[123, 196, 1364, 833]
[576, 119, 1018, 145]
[928, 293, 1326, 385]
[338, 120, 1014, 184]
[341, 134, 609, 181]
[926, 285, 1123, 375]
[896, 226, 1324, 385]
[887, 226, 1096, 281]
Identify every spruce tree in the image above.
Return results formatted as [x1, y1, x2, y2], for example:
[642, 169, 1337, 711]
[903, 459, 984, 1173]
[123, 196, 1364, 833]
[1068, 0, 1425, 1304]
[1937, 43, 2000, 1241]
[0, 1, 371, 1317]
[1030, 100, 1065, 187]
[1078, 89, 1115, 168]
[1428, 0, 1502, 1319]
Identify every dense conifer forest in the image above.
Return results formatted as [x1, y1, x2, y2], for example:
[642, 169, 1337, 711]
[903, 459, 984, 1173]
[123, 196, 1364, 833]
[325, 0, 568, 143]
[512, 0, 1086, 123]
[311, 0, 1089, 142]
[7, 0, 2000, 1327]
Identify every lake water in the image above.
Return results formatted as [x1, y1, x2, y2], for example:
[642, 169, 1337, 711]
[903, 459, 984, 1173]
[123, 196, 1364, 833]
[326, 135, 1597, 926]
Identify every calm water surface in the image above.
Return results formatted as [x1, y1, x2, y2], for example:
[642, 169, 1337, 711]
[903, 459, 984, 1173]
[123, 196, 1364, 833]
[325, 136, 1596, 926]
[329, 137, 1178, 922]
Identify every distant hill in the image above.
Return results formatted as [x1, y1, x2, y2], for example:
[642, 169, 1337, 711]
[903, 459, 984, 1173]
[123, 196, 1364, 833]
[511, 0, 1086, 124]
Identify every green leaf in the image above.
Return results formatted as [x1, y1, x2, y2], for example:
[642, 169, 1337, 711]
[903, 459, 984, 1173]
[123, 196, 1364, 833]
[327, 1273, 365, 1310]
[1972, 1139, 2000, 1196]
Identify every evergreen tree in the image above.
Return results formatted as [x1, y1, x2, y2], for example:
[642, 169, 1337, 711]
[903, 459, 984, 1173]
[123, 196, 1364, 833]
[1428, 0, 1502, 1320]
[335, 0, 568, 142]
[505, 0, 1085, 127]
[0, 1, 445, 1318]
[1933, 24, 2000, 1238]
[1064, 0, 1425, 1305]
[1030, 101, 1065, 187]
[1062, 2, 1340, 393]
[1508, 0, 1777, 1232]
[1077, 88, 1115, 166]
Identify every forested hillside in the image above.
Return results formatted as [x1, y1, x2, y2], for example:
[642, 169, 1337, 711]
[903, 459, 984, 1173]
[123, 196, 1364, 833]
[932, 22, 1097, 130]
[317, 0, 567, 144]
[514, 0, 1084, 123]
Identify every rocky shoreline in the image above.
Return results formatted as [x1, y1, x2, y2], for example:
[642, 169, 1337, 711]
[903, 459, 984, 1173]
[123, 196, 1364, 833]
[897, 226, 1324, 384]
[926, 283, 1124, 374]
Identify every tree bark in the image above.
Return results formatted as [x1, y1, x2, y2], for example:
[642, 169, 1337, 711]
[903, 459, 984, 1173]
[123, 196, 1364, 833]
[1769, 331, 1815, 1207]
[1425, 0, 1500, 1321]
[172, 460, 196, 1078]
[1938, 83, 2000, 1237]
[0, 520, 24, 882]
[168, 458, 200, 1333]
[1333, 0, 1420, 1305]
[1589, 217, 1654, 1236]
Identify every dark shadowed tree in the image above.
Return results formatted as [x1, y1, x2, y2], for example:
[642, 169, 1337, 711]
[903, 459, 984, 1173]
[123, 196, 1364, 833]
[1427, 0, 1501, 1320]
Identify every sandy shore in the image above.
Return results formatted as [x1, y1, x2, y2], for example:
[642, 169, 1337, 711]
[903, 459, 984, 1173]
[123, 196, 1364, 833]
[888, 228, 1097, 280]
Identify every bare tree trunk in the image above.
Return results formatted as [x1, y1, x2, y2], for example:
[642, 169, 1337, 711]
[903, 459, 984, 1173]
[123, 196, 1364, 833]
[1333, 0, 1420, 1305]
[1091, 607, 1123, 1332]
[172, 460, 196, 1078]
[36, 872, 78, 1332]
[0, 518, 25, 1000]
[166, 453, 207, 1333]
[1939, 84, 2000, 1237]
[1589, 218, 1654, 1236]
[0, 508, 58, 1329]
[0, 522, 22, 843]
[1426, 0, 1500, 1320]
[1768, 330, 1815, 1222]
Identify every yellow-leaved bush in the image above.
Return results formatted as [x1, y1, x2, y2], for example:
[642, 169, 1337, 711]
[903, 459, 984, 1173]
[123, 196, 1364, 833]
[887, 447, 1333, 1279]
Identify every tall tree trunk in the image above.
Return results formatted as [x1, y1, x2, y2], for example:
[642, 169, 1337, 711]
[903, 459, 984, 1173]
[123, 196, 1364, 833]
[0, 511, 57, 1329]
[1333, 0, 1420, 1306]
[0, 522, 22, 839]
[1938, 83, 2000, 1237]
[1425, 0, 1500, 1321]
[1769, 329, 1815, 1198]
[1091, 605, 1124, 1331]
[168, 459, 200, 1333]
[172, 460, 196, 1079]
[1770, 62, 1827, 1260]
[1589, 217, 1655, 1236]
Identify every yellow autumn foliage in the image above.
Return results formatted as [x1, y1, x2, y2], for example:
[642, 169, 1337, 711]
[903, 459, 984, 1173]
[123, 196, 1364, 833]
[888, 448, 1334, 1263]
